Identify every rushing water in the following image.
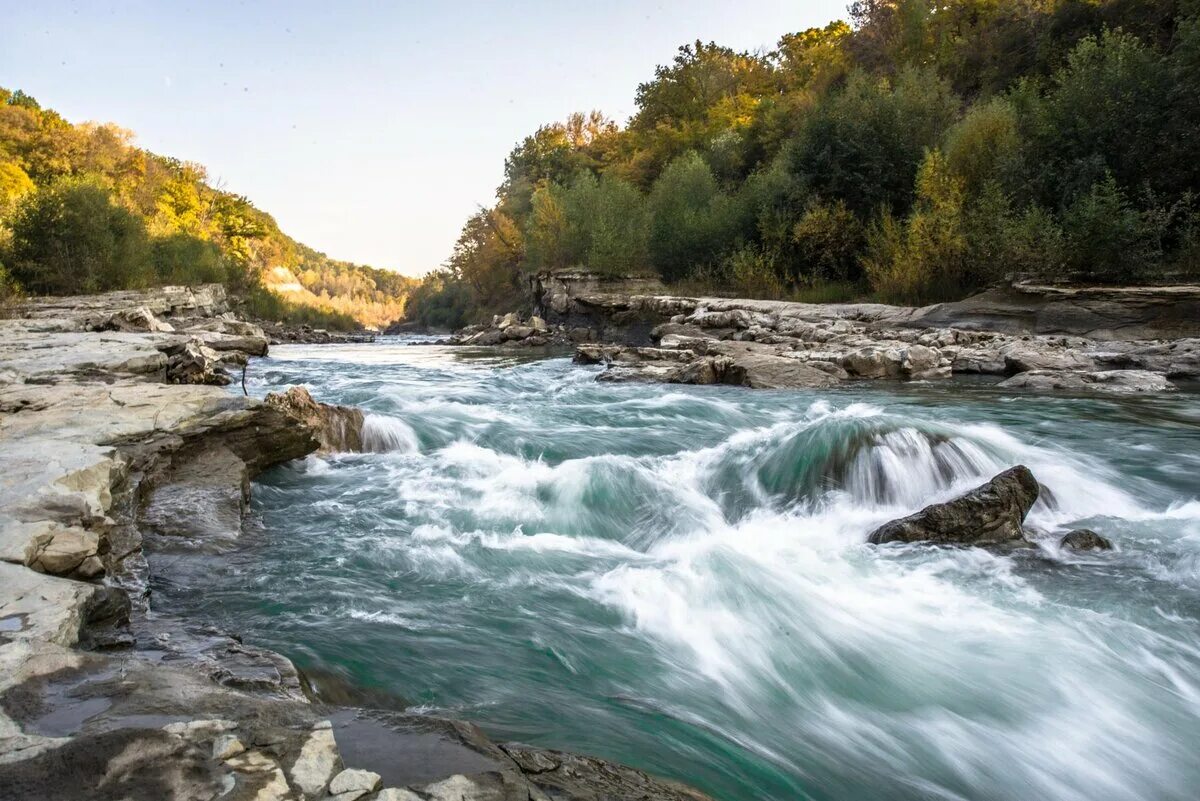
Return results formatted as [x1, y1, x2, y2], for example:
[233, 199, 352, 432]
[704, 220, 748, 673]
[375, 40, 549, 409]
[155, 339, 1200, 801]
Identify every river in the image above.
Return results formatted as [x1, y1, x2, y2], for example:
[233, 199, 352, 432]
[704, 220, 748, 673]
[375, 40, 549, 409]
[153, 339, 1200, 801]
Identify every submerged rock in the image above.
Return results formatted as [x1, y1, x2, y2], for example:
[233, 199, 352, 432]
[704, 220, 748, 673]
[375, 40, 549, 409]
[1060, 528, 1114, 551]
[867, 466, 1040, 547]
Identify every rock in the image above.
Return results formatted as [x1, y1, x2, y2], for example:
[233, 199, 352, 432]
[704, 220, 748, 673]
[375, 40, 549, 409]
[711, 342, 841, 389]
[288, 725, 341, 798]
[998, 369, 1176, 394]
[212, 733, 246, 760]
[867, 466, 1040, 547]
[496, 312, 521, 330]
[1002, 341, 1096, 374]
[140, 444, 250, 541]
[0, 562, 98, 645]
[527, 315, 549, 333]
[329, 768, 383, 796]
[166, 338, 231, 386]
[1060, 528, 1113, 551]
[103, 305, 175, 333]
[464, 329, 504, 346]
[376, 789, 424, 801]
[24, 523, 106, 578]
[264, 386, 366, 452]
[503, 744, 714, 801]
[503, 325, 534, 341]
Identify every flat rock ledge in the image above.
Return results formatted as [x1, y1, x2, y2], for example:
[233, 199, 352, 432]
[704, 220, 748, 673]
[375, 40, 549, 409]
[0, 286, 711, 801]
[455, 274, 1199, 392]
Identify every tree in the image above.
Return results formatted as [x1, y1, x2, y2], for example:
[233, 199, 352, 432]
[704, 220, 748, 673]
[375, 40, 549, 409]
[647, 152, 738, 281]
[788, 67, 960, 218]
[7, 177, 152, 294]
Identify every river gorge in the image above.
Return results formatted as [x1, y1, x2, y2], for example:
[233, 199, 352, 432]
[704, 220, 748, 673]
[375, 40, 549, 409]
[157, 339, 1200, 801]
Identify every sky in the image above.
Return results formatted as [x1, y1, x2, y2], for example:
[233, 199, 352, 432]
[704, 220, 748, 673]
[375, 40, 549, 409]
[1, 0, 848, 276]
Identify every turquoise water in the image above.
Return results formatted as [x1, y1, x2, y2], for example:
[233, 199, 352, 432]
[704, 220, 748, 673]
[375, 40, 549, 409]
[156, 340, 1200, 801]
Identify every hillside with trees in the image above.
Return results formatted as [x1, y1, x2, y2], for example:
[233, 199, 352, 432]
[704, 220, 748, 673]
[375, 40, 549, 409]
[409, 0, 1200, 327]
[0, 88, 413, 329]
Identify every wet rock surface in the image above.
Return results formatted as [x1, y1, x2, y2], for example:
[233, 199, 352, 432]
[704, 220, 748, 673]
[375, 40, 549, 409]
[0, 285, 713, 801]
[867, 466, 1041, 547]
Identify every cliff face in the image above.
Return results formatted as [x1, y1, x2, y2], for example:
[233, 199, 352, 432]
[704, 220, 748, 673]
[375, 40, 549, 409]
[0, 286, 712, 801]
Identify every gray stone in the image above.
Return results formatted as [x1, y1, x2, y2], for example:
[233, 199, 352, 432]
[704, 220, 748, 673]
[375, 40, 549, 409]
[329, 768, 382, 796]
[867, 466, 1040, 547]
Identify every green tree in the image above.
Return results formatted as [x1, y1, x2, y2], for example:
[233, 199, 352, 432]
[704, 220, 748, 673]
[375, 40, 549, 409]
[788, 67, 960, 217]
[7, 177, 152, 294]
[647, 152, 738, 281]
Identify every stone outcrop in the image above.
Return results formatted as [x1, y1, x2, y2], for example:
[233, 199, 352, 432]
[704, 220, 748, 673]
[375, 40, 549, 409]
[867, 466, 1040, 547]
[265, 386, 366, 453]
[0, 286, 713, 801]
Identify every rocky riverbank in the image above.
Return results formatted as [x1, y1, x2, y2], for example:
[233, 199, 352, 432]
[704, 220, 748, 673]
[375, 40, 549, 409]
[0, 286, 711, 801]
[449, 272, 1199, 393]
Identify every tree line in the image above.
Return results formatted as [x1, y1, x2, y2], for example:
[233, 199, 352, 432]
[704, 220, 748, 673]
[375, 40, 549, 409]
[0, 88, 412, 329]
[409, 0, 1200, 328]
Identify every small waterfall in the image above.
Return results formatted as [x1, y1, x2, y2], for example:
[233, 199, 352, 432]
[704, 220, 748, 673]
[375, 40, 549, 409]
[362, 414, 419, 453]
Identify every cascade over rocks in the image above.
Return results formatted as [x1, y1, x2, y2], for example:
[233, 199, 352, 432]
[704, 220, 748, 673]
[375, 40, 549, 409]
[867, 466, 1041, 547]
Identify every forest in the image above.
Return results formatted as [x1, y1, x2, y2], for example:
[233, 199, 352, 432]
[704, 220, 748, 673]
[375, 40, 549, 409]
[408, 0, 1200, 328]
[0, 88, 413, 329]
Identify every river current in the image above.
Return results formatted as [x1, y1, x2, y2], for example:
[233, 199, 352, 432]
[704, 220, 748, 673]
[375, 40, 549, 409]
[155, 339, 1200, 801]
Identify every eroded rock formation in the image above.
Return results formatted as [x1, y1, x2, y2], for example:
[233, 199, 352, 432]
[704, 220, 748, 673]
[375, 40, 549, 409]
[0, 285, 713, 801]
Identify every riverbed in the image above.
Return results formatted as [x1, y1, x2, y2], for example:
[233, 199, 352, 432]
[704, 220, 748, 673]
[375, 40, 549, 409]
[153, 339, 1200, 801]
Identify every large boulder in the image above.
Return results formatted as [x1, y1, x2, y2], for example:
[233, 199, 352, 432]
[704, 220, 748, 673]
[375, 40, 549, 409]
[264, 386, 365, 453]
[867, 466, 1040, 546]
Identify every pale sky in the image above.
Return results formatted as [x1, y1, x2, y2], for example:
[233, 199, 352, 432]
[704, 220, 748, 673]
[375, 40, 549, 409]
[1, 1, 848, 276]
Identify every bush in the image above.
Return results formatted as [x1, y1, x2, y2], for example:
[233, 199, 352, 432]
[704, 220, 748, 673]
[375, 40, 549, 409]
[791, 198, 865, 283]
[151, 232, 228, 285]
[6, 177, 153, 295]
[1062, 175, 1157, 280]
[647, 152, 739, 280]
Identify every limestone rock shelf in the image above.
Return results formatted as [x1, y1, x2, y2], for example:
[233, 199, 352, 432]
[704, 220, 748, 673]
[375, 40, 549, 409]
[0, 285, 710, 801]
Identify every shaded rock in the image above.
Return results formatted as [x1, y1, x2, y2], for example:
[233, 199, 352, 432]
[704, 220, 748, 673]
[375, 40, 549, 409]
[141, 444, 249, 542]
[264, 386, 365, 453]
[502, 744, 714, 801]
[712, 342, 841, 389]
[1060, 528, 1113, 551]
[103, 305, 175, 333]
[867, 466, 1040, 547]
[166, 338, 231, 386]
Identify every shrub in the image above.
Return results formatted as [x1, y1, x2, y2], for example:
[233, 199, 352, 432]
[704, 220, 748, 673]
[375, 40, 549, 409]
[6, 177, 152, 295]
